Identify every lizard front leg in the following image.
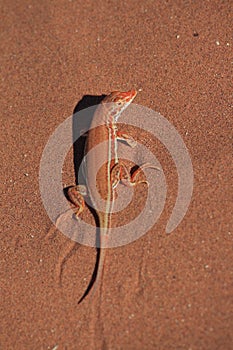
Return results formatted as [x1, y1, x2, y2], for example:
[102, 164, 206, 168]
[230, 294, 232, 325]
[116, 131, 137, 148]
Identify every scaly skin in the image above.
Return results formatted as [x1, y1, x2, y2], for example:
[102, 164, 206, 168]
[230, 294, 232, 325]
[83, 90, 138, 300]
[50, 90, 157, 303]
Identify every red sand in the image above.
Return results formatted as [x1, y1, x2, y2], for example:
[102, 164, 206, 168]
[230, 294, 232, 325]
[0, 1, 232, 349]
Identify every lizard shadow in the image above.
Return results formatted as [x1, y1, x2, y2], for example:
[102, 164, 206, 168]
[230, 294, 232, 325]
[72, 94, 106, 184]
[64, 93, 106, 303]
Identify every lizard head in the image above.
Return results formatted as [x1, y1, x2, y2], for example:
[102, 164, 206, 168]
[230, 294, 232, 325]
[103, 89, 137, 121]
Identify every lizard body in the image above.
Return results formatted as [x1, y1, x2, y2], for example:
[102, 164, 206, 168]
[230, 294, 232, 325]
[49, 90, 157, 302]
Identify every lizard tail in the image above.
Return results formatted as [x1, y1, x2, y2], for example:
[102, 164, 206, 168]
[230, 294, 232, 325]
[78, 229, 108, 304]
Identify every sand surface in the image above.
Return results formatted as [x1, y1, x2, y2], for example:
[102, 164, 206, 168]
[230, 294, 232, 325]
[0, 1, 232, 349]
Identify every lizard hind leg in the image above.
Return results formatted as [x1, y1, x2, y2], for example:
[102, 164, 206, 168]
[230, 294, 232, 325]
[130, 162, 161, 185]
[111, 162, 160, 187]
[45, 184, 87, 240]
[45, 207, 75, 241]
[45, 208, 80, 285]
[46, 184, 87, 285]
[55, 238, 80, 286]
[55, 185, 87, 284]
[110, 162, 122, 189]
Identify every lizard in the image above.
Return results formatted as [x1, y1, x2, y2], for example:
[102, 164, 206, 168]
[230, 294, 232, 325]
[49, 90, 157, 303]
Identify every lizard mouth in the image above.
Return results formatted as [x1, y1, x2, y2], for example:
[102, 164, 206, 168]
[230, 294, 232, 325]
[120, 89, 137, 102]
[113, 89, 137, 104]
